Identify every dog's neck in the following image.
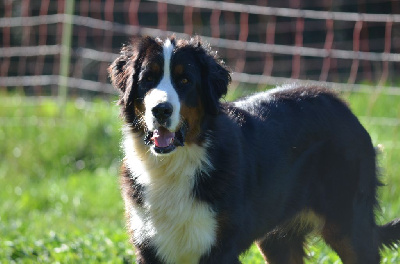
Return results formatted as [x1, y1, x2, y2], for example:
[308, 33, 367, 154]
[122, 127, 213, 185]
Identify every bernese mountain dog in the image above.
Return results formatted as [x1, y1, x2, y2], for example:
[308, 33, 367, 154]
[108, 36, 400, 264]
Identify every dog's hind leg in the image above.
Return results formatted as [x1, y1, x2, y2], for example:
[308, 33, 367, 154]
[322, 215, 380, 264]
[321, 152, 381, 264]
[314, 134, 383, 263]
[256, 233, 306, 264]
[321, 219, 377, 264]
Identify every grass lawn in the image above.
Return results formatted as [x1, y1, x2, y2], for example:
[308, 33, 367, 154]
[1, 88, 399, 263]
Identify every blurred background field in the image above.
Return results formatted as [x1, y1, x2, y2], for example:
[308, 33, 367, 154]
[1, 0, 400, 263]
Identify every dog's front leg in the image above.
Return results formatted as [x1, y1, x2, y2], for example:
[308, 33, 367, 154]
[199, 241, 242, 264]
[134, 244, 164, 264]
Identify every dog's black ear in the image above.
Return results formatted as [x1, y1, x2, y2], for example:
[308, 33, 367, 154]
[109, 36, 161, 105]
[192, 38, 231, 115]
[108, 43, 137, 105]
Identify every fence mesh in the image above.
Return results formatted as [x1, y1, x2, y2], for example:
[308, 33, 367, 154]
[1, 0, 400, 98]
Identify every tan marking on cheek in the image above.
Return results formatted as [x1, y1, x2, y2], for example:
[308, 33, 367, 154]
[180, 102, 204, 144]
[134, 101, 146, 126]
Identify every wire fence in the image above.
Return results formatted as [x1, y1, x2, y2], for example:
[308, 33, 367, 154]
[1, 0, 400, 98]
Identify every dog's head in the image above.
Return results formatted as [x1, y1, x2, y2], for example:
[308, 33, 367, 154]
[109, 36, 231, 155]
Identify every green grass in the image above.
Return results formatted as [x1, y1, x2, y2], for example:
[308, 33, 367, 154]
[1, 88, 399, 263]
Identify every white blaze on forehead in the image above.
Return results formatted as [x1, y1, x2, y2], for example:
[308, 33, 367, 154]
[144, 39, 181, 132]
[163, 39, 173, 77]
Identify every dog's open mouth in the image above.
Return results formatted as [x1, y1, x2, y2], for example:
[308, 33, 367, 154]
[144, 125, 186, 154]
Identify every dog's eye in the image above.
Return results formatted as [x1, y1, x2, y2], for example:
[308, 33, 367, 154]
[180, 78, 189, 85]
[146, 76, 154, 82]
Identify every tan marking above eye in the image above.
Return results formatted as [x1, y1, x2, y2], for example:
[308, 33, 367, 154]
[151, 63, 160, 73]
[174, 64, 184, 75]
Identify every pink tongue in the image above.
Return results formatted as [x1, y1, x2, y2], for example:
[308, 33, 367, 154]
[152, 129, 175, 148]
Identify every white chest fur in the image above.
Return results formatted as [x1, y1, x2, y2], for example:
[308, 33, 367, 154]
[123, 130, 217, 264]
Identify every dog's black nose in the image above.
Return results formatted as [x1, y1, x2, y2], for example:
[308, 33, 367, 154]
[152, 102, 173, 123]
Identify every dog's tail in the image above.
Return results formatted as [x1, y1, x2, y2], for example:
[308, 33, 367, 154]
[378, 218, 400, 249]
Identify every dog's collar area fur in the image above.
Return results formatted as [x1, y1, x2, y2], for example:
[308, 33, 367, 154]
[144, 122, 187, 154]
